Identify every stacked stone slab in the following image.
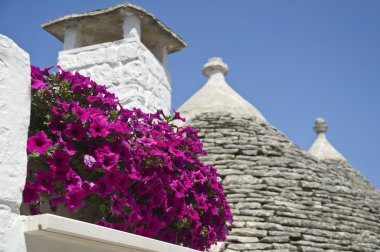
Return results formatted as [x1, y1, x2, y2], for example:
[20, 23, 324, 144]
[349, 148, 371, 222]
[178, 58, 380, 252]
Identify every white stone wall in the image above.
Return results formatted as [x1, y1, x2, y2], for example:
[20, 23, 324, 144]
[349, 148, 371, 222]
[58, 36, 171, 114]
[0, 34, 30, 252]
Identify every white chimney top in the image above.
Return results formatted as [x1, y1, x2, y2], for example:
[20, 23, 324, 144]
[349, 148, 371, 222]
[42, 3, 187, 114]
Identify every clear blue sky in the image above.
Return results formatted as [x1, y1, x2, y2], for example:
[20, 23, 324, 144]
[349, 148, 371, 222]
[1, 1, 379, 189]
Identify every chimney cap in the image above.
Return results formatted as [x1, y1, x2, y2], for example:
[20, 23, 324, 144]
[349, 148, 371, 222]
[42, 3, 187, 53]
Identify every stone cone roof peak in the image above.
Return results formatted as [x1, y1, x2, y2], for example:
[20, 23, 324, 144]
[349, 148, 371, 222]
[203, 57, 229, 78]
[178, 57, 266, 123]
[309, 117, 346, 161]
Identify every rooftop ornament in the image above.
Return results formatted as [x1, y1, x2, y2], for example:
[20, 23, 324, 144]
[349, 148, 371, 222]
[178, 57, 267, 123]
[308, 117, 346, 161]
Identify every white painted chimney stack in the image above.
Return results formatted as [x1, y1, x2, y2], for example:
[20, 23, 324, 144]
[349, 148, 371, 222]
[42, 3, 187, 114]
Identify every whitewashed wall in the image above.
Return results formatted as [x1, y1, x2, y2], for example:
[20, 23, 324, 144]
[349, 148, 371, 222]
[58, 36, 171, 114]
[0, 34, 30, 252]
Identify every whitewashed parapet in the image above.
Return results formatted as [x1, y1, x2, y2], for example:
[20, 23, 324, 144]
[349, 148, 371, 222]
[58, 37, 172, 114]
[0, 34, 30, 252]
[25, 214, 200, 252]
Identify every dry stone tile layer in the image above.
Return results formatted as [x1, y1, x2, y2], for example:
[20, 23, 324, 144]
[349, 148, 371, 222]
[190, 112, 380, 252]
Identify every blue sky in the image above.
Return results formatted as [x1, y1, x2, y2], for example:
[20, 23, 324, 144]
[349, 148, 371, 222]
[1, 1, 379, 189]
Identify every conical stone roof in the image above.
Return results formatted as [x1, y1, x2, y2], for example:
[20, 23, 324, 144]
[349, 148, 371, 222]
[309, 118, 380, 202]
[179, 58, 380, 252]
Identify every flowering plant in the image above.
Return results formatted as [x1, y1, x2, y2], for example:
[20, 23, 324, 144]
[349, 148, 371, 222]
[23, 66, 232, 250]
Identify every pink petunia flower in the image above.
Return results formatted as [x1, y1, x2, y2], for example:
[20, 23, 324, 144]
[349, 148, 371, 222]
[111, 194, 129, 215]
[72, 104, 89, 122]
[89, 116, 109, 137]
[31, 79, 48, 90]
[47, 150, 70, 172]
[65, 185, 86, 211]
[27, 131, 53, 154]
[94, 146, 119, 171]
[65, 123, 87, 140]
[22, 181, 40, 203]
[34, 172, 55, 194]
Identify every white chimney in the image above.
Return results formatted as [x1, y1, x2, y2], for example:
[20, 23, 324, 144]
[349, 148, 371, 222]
[42, 3, 187, 114]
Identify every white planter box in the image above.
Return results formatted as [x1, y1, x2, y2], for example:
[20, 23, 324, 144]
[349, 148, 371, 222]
[24, 214, 200, 252]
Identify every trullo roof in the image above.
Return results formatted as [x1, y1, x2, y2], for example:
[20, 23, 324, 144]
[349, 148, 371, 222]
[178, 58, 380, 252]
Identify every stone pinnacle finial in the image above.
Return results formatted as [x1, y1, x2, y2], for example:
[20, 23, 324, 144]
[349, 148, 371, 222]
[314, 117, 328, 134]
[202, 57, 229, 77]
[309, 117, 346, 161]
[177, 56, 267, 124]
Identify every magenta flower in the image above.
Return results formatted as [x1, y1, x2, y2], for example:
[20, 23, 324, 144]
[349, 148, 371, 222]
[66, 185, 86, 211]
[29, 203, 42, 215]
[50, 194, 65, 207]
[89, 116, 109, 137]
[173, 109, 186, 122]
[23, 181, 40, 203]
[52, 106, 65, 116]
[137, 136, 156, 147]
[145, 217, 163, 237]
[27, 131, 53, 154]
[82, 181, 97, 194]
[31, 79, 48, 90]
[47, 150, 70, 171]
[111, 121, 130, 133]
[111, 194, 129, 215]
[170, 180, 185, 198]
[65, 168, 82, 188]
[126, 210, 143, 227]
[65, 123, 87, 140]
[159, 229, 176, 243]
[96, 177, 113, 198]
[50, 119, 66, 135]
[187, 206, 199, 221]
[72, 104, 89, 122]
[34, 172, 55, 194]
[195, 193, 208, 210]
[31, 66, 52, 80]
[58, 136, 77, 156]
[150, 189, 166, 208]
[95, 146, 119, 171]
